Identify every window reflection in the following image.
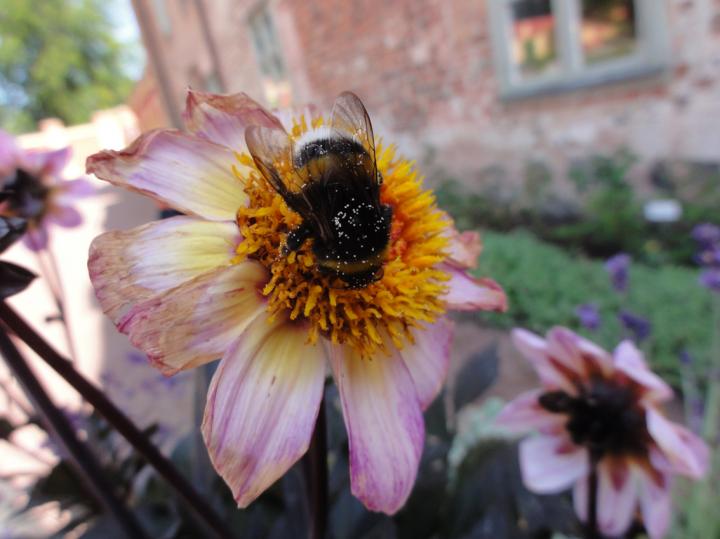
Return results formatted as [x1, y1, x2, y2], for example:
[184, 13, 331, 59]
[511, 0, 559, 79]
[581, 0, 637, 64]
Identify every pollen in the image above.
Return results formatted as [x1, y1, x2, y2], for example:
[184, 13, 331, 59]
[233, 118, 450, 357]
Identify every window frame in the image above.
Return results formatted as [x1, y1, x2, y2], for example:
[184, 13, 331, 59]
[488, 0, 670, 99]
[247, 4, 287, 83]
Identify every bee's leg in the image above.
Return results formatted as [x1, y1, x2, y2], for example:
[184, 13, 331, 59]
[282, 222, 313, 255]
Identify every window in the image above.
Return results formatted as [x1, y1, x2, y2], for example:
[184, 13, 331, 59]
[488, 0, 669, 98]
[248, 5, 291, 107]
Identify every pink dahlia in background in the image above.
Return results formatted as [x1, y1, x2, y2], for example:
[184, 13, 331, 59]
[497, 327, 709, 538]
[86, 89, 507, 514]
[0, 129, 93, 251]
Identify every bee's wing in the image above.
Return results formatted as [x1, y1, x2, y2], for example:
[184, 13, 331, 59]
[330, 92, 378, 186]
[245, 124, 306, 201]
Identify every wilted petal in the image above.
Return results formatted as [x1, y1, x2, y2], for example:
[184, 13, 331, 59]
[88, 216, 241, 323]
[202, 314, 326, 507]
[330, 343, 424, 514]
[398, 317, 453, 410]
[446, 230, 482, 269]
[519, 435, 588, 493]
[443, 266, 507, 312]
[86, 130, 245, 220]
[183, 90, 283, 150]
[638, 469, 671, 539]
[496, 389, 564, 432]
[597, 458, 637, 537]
[117, 261, 268, 375]
[48, 205, 82, 228]
[614, 341, 673, 402]
[646, 408, 709, 478]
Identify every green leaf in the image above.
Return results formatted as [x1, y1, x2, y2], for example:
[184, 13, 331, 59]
[0, 261, 36, 299]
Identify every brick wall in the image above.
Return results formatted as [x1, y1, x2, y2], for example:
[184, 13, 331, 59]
[133, 0, 720, 189]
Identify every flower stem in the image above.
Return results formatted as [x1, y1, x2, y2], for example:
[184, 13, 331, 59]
[0, 301, 236, 539]
[587, 453, 600, 539]
[0, 326, 149, 539]
[30, 240, 78, 362]
[44, 244, 79, 361]
[304, 394, 327, 539]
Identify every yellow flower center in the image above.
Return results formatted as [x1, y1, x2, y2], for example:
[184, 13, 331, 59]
[232, 116, 450, 356]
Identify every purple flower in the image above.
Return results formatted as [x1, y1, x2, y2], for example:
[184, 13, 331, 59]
[0, 129, 94, 251]
[605, 253, 631, 293]
[618, 310, 652, 342]
[699, 269, 720, 292]
[575, 303, 601, 331]
[694, 246, 720, 268]
[679, 349, 694, 366]
[692, 223, 720, 248]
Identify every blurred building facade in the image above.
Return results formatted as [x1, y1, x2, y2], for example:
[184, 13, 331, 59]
[128, 0, 720, 188]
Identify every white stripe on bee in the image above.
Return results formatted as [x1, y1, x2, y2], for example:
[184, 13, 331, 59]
[293, 126, 363, 158]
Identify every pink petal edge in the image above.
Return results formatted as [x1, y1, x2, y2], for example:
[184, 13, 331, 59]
[398, 317, 454, 410]
[86, 129, 245, 221]
[183, 89, 284, 150]
[202, 314, 326, 507]
[330, 343, 424, 515]
[443, 265, 507, 312]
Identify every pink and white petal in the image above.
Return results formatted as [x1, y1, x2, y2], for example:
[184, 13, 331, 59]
[646, 408, 709, 478]
[546, 327, 614, 379]
[443, 266, 507, 312]
[573, 475, 589, 522]
[446, 230, 482, 269]
[22, 147, 71, 177]
[86, 129, 245, 220]
[496, 389, 564, 433]
[88, 216, 241, 323]
[272, 104, 321, 133]
[614, 341, 673, 402]
[638, 468, 672, 539]
[399, 317, 453, 410]
[56, 178, 96, 202]
[0, 130, 19, 174]
[511, 329, 576, 393]
[202, 314, 326, 507]
[118, 261, 268, 375]
[597, 458, 638, 538]
[48, 205, 82, 228]
[183, 90, 283, 150]
[23, 226, 48, 252]
[330, 343, 424, 515]
[519, 435, 588, 494]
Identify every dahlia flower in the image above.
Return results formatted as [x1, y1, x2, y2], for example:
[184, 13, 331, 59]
[497, 327, 708, 538]
[86, 90, 507, 513]
[0, 129, 93, 251]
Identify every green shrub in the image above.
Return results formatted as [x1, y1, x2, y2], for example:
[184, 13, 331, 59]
[472, 230, 713, 386]
[434, 149, 720, 267]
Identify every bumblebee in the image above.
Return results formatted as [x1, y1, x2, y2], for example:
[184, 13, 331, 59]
[245, 92, 392, 289]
